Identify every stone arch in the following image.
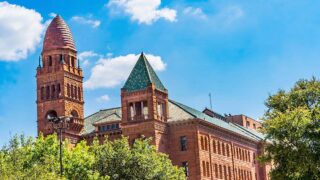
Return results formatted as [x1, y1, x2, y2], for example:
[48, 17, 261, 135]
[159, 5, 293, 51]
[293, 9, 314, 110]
[45, 110, 57, 121]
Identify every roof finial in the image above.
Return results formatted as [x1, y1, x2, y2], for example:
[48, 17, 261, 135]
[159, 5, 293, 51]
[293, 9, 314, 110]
[37, 56, 41, 69]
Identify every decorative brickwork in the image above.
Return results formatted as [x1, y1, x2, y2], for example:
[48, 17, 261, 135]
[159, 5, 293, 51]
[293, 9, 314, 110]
[36, 15, 84, 144]
[37, 16, 271, 179]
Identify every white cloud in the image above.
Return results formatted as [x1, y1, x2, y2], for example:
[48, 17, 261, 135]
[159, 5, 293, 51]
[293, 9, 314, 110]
[78, 51, 101, 67]
[183, 7, 207, 19]
[97, 94, 110, 102]
[216, 5, 244, 25]
[84, 53, 166, 89]
[49, 12, 57, 18]
[107, 0, 177, 25]
[71, 16, 101, 28]
[0, 2, 45, 61]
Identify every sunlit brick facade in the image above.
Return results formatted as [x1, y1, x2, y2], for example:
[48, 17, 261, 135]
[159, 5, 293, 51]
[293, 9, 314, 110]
[37, 15, 271, 180]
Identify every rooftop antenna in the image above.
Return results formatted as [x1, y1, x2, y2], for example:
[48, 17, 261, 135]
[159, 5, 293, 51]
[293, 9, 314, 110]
[209, 93, 213, 110]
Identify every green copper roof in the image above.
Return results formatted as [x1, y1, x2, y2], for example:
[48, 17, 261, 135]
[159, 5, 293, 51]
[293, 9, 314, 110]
[82, 107, 121, 135]
[123, 53, 166, 92]
[83, 100, 265, 141]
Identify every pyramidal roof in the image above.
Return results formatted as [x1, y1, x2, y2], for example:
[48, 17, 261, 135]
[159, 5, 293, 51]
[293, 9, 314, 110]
[123, 53, 166, 92]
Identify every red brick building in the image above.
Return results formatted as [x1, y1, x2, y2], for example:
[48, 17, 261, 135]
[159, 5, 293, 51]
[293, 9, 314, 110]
[37, 15, 270, 180]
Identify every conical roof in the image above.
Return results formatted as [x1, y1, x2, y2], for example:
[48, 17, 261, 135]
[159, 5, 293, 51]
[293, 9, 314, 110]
[123, 53, 166, 92]
[43, 15, 76, 52]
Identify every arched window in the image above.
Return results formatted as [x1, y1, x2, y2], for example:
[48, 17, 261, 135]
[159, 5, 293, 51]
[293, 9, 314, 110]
[41, 87, 45, 100]
[204, 137, 208, 151]
[228, 166, 232, 180]
[71, 58, 75, 67]
[57, 84, 61, 97]
[67, 84, 70, 97]
[202, 161, 206, 176]
[200, 136, 204, 150]
[226, 144, 230, 157]
[214, 164, 218, 178]
[71, 110, 79, 119]
[45, 110, 57, 121]
[51, 85, 55, 99]
[78, 87, 81, 100]
[212, 140, 216, 153]
[74, 86, 77, 99]
[71, 85, 74, 98]
[206, 162, 210, 177]
[219, 165, 222, 179]
[222, 143, 225, 156]
[48, 56, 52, 66]
[46, 86, 50, 99]
[218, 141, 221, 154]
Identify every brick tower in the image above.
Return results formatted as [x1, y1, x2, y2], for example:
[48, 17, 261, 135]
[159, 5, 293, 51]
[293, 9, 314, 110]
[36, 15, 84, 144]
[121, 53, 169, 153]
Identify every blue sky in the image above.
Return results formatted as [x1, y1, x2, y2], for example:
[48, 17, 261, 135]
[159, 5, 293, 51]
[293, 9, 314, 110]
[1, 0, 320, 145]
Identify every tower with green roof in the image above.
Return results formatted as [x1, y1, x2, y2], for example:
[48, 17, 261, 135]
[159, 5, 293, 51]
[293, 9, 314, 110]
[121, 52, 169, 153]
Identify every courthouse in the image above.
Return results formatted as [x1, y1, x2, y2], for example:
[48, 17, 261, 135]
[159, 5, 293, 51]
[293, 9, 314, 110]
[36, 15, 270, 180]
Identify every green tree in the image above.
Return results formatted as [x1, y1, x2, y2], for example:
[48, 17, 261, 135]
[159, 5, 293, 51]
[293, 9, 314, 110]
[261, 77, 320, 180]
[0, 134, 185, 180]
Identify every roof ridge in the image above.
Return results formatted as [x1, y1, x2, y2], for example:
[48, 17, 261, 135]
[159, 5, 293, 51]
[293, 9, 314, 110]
[99, 107, 121, 111]
[94, 112, 121, 124]
[169, 99, 197, 118]
[142, 53, 152, 84]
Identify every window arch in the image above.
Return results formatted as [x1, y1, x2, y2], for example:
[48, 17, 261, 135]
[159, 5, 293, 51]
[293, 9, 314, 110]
[48, 56, 52, 66]
[74, 86, 77, 99]
[51, 85, 55, 99]
[57, 84, 61, 97]
[222, 143, 225, 156]
[67, 84, 70, 97]
[78, 87, 81, 100]
[45, 110, 57, 121]
[46, 86, 50, 99]
[71, 110, 79, 118]
[71, 84, 74, 98]
[212, 140, 216, 153]
[41, 87, 45, 100]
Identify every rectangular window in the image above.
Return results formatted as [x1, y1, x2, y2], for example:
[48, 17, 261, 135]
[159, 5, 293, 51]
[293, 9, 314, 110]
[57, 84, 61, 97]
[107, 125, 111, 130]
[246, 121, 250, 127]
[157, 102, 163, 116]
[253, 123, 256, 129]
[182, 161, 189, 177]
[129, 103, 134, 120]
[180, 136, 187, 151]
[143, 101, 148, 119]
[206, 162, 210, 177]
[135, 102, 142, 116]
[202, 161, 206, 176]
[111, 124, 116, 129]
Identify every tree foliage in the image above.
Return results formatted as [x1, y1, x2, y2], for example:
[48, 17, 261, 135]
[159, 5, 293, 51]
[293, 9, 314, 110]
[261, 77, 320, 180]
[0, 134, 185, 180]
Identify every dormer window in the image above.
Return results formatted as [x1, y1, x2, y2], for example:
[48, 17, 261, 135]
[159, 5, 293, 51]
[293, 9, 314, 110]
[98, 123, 120, 132]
